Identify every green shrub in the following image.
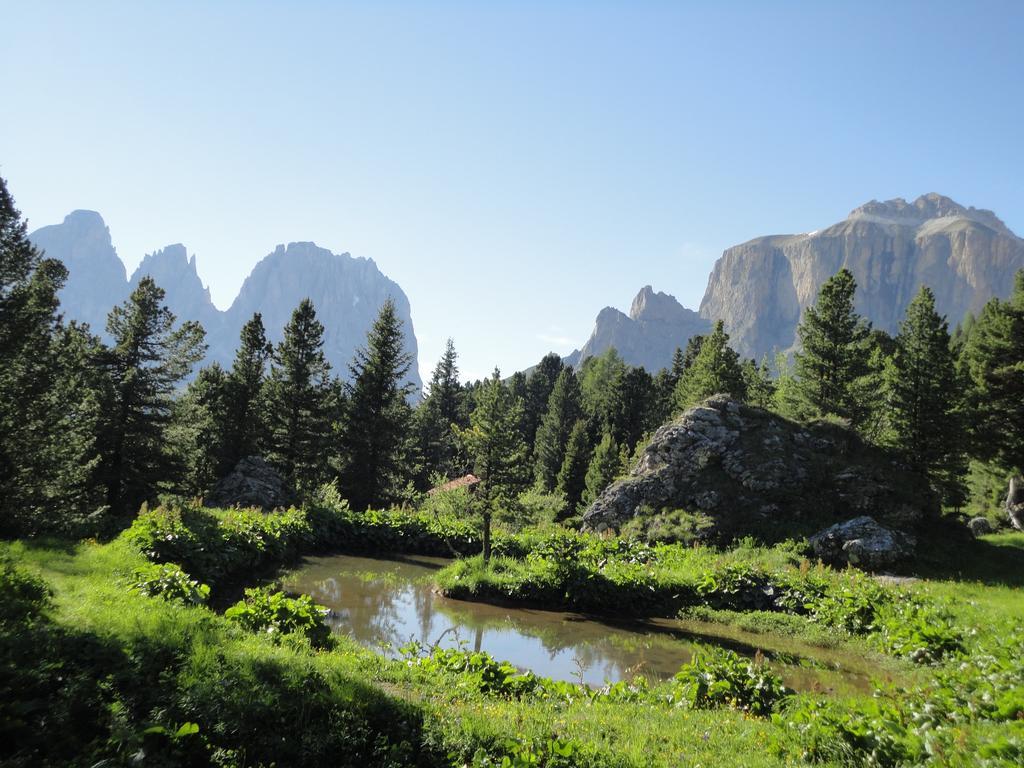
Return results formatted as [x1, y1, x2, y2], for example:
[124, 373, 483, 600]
[225, 587, 333, 649]
[130, 563, 210, 606]
[0, 558, 51, 624]
[669, 648, 791, 716]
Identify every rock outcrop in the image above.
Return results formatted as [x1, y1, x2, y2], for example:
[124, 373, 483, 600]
[575, 286, 710, 372]
[700, 194, 1024, 360]
[205, 456, 294, 510]
[28, 214, 421, 392]
[581, 396, 932, 543]
[808, 516, 916, 570]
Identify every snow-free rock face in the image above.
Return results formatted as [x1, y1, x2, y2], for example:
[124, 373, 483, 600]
[700, 194, 1024, 360]
[225, 242, 421, 392]
[581, 396, 932, 543]
[129, 244, 225, 349]
[576, 286, 710, 371]
[28, 210, 128, 339]
[29, 215, 421, 392]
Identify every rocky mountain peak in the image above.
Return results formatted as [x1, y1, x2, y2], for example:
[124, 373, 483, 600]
[575, 286, 710, 372]
[846, 193, 1011, 236]
[701, 194, 1024, 360]
[629, 285, 689, 323]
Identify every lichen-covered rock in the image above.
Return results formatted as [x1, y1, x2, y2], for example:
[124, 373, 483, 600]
[809, 516, 916, 571]
[581, 396, 934, 544]
[968, 516, 994, 537]
[205, 456, 294, 510]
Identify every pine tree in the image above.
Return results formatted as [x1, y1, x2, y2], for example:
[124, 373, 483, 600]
[0, 176, 107, 534]
[792, 269, 872, 424]
[580, 348, 626, 439]
[886, 286, 965, 508]
[618, 366, 655, 451]
[172, 364, 232, 496]
[415, 338, 465, 485]
[533, 368, 583, 491]
[673, 321, 746, 410]
[961, 270, 1024, 526]
[265, 299, 336, 494]
[742, 357, 776, 409]
[456, 369, 529, 561]
[224, 313, 273, 467]
[100, 277, 206, 516]
[583, 430, 620, 505]
[338, 299, 415, 510]
[524, 353, 564, 448]
[556, 420, 592, 514]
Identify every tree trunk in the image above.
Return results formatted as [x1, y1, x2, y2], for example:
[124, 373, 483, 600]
[482, 510, 492, 564]
[1007, 475, 1024, 532]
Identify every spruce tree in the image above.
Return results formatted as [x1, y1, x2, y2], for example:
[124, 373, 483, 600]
[224, 312, 273, 467]
[583, 430, 620, 505]
[172, 363, 232, 496]
[556, 420, 592, 514]
[618, 366, 655, 451]
[533, 368, 583, 491]
[100, 277, 206, 516]
[580, 348, 626, 439]
[0, 176, 107, 533]
[742, 357, 776, 409]
[456, 369, 529, 561]
[524, 353, 564, 448]
[415, 338, 465, 485]
[338, 299, 415, 510]
[792, 269, 872, 424]
[886, 286, 965, 507]
[961, 270, 1024, 525]
[673, 321, 746, 410]
[265, 299, 336, 493]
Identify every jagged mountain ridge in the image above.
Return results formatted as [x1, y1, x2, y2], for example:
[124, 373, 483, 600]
[28, 211, 421, 392]
[699, 193, 1024, 360]
[566, 193, 1023, 373]
[575, 286, 710, 371]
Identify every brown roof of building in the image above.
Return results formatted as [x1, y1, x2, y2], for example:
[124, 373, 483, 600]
[427, 474, 481, 495]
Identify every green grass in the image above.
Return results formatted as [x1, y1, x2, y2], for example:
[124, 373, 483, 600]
[3, 524, 1023, 767]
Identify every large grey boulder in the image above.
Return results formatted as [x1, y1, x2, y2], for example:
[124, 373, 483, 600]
[809, 516, 916, 571]
[205, 456, 294, 510]
[582, 396, 933, 544]
[968, 516, 994, 537]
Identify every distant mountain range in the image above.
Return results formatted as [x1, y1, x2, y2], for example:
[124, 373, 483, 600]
[569, 194, 1024, 370]
[29, 211, 422, 392]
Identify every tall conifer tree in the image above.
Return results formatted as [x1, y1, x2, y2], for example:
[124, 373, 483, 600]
[886, 286, 965, 507]
[265, 299, 336, 493]
[457, 369, 528, 561]
[225, 312, 273, 467]
[556, 420, 592, 514]
[415, 338, 465, 484]
[792, 269, 872, 424]
[533, 368, 583, 491]
[338, 299, 415, 509]
[100, 277, 206, 515]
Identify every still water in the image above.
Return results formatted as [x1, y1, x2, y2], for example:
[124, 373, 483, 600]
[283, 553, 873, 692]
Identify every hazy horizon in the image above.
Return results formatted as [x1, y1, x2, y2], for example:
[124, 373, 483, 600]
[4, 1, 1023, 382]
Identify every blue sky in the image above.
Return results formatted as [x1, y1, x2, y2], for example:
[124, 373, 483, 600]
[3, 1, 1023, 382]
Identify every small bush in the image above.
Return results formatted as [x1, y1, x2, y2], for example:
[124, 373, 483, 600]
[225, 587, 333, 649]
[130, 563, 210, 606]
[670, 647, 791, 716]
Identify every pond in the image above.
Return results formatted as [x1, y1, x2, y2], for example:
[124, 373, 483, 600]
[283, 553, 879, 693]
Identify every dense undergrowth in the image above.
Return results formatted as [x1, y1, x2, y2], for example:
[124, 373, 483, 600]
[3, 502, 1023, 766]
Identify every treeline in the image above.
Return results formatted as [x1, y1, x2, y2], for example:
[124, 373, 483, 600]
[2, 173, 1022, 537]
